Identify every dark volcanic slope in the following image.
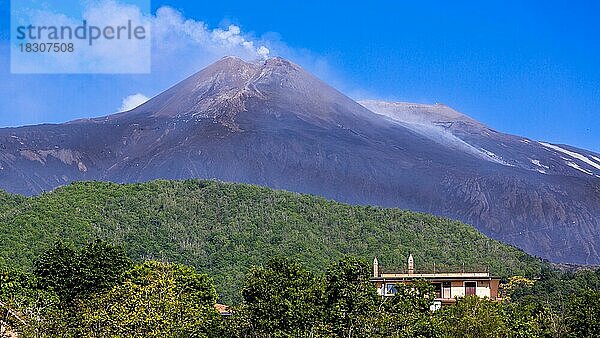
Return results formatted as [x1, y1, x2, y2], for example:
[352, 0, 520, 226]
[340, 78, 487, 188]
[359, 100, 600, 263]
[1, 56, 599, 264]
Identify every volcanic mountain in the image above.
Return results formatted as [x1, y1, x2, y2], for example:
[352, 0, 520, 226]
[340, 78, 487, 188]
[1, 56, 599, 264]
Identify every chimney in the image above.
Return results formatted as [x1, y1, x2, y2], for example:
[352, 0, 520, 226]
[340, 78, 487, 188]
[373, 257, 379, 277]
[408, 254, 414, 275]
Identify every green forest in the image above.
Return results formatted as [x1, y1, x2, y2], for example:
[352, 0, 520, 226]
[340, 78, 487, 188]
[0, 179, 542, 302]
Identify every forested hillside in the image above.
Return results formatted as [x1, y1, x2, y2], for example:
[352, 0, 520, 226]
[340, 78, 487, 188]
[0, 180, 543, 301]
[0, 190, 24, 214]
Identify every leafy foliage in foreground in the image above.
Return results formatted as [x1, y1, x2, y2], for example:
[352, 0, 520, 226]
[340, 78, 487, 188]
[0, 180, 543, 301]
[230, 257, 600, 338]
[237, 257, 324, 336]
[323, 257, 380, 337]
[377, 281, 438, 337]
[1, 242, 599, 338]
[78, 261, 221, 337]
[509, 267, 600, 337]
[34, 240, 132, 304]
[1, 242, 221, 337]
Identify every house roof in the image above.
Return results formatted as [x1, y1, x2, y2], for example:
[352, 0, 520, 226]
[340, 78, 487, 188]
[371, 272, 501, 282]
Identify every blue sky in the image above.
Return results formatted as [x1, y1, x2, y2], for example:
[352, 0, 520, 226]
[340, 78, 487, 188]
[0, 0, 599, 151]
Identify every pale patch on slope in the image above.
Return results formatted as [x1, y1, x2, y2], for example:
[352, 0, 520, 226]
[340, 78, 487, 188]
[359, 100, 480, 125]
[565, 161, 594, 175]
[539, 142, 600, 171]
[19, 149, 88, 172]
[526, 159, 549, 175]
[530, 159, 550, 169]
[359, 100, 511, 166]
[481, 148, 513, 166]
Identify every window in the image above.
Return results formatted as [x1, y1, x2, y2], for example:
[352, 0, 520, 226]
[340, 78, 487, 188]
[465, 281, 477, 296]
[385, 283, 397, 295]
[443, 281, 451, 299]
[433, 283, 442, 298]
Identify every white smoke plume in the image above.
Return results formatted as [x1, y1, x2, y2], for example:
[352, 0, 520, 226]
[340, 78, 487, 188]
[152, 6, 270, 61]
[118, 93, 149, 112]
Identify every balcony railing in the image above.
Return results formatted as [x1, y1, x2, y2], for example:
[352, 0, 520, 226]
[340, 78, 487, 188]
[379, 265, 491, 275]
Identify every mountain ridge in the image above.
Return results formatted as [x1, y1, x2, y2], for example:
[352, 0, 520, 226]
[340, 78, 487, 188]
[0, 56, 598, 264]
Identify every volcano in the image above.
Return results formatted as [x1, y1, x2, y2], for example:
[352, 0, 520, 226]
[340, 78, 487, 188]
[1, 56, 599, 264]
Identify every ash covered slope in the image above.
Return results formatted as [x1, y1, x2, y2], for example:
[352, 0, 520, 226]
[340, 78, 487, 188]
[361, 100, 600, 263]
[360, 100, 600, 178]
[0, 57, 599, 264]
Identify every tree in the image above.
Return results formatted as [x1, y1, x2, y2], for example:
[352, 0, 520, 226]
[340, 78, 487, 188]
[77, 239, 133, 297]
[33, 240, 132, 304]
[502, 276, 535, 301]
[564, 290, 600, 338]
[78, 261, 221, 337]
[435, 296, 505, 338]
[323, 257, 379, 337]
[378, 281, 439, 338]
[237, 257, 324, 337]
[33, 243, 77, 303]
[502, 301, 555, 338]
[0, 266, 63, 337]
